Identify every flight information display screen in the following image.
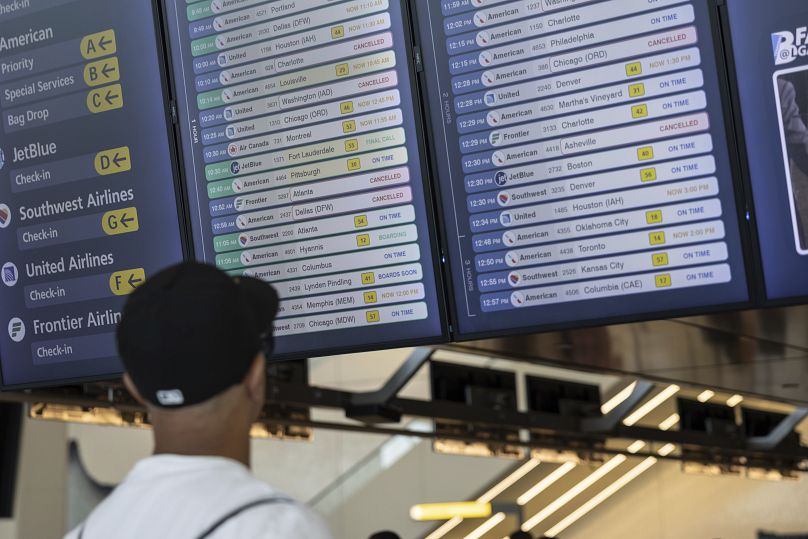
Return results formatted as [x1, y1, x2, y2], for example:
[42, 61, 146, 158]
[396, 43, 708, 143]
[0, 0, 185, 386]
[164, 0, 448, 357]
[0, 0, 784, 390]
[725, 0, 808, 301]
[415, 0, 751, 338]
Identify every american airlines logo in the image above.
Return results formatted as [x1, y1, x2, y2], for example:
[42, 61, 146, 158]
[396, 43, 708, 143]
[773, 27, 808, 65]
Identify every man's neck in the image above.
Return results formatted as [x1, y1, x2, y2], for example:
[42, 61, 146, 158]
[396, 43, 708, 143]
[151, 419, 252, 467]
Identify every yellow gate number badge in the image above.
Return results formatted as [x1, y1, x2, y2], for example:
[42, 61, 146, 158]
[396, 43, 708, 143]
[88, 84, 123, 113]
[102, 207, 139, 236]
[109, 268, 145, 296]
[95, 147, 131, 175]
[81, 29, 116, 60]
[84, 57, 120, 87]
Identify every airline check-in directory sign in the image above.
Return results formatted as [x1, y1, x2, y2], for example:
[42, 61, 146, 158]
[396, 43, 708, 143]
[416, 0, 751, 337]
[726, 0, 808, 301]
[165, 0, 447, 356]
[0, 0, 184, 386]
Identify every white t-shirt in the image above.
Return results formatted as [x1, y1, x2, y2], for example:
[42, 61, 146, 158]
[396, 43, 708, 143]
[64, 454, 333, 539]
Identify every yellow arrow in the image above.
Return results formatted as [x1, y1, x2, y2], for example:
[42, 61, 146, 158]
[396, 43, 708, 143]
[84, 57, 120, 87]
[109, 268, 145, 296]
[87, 84, 123, 113]
[80, 29, 116, 60]
[102, 207, 139, 236]
[94, 146, 131, 176]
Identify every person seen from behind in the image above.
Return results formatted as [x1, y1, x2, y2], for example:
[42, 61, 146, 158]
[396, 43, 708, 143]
[64, 262, 332, 538]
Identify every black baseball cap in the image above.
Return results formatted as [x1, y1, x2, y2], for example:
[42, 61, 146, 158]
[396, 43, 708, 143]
[117, 262, 279, 408]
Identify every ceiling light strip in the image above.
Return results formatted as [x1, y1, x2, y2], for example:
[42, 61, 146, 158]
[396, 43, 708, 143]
[727, 394, 744, 407]
[423, 517, 462, 539]
[522, 454, 627, 531]
[522, 393, 679, 533]
[626, 440, 647, 454]
[430, 382, 691, 538]
[658, 413, 680, 432]
[544, 457, 658, 537]
[601, 381, 638, 414]
[697, 390, 715, 403]
[623, 385, 680, 426]
[478, 458, 540, 503]
[462, 512, 506, 539]
[517, 461, 577, 506]
[657, 443, 676, 457]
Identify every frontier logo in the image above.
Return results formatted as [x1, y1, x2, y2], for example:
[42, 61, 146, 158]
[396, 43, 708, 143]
[773, 27, 808, 65]
[7, 317, 24, 343]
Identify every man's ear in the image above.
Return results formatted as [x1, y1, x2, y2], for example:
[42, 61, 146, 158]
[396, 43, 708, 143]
[244, 353, 266, 403]
[123, 373, 148, 406]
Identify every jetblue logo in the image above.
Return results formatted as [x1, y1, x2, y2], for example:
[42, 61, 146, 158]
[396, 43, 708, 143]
[773, 27, 808, 65]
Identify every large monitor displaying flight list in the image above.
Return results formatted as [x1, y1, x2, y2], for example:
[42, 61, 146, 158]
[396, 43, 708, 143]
[414, 0, 751, 338]
[2, 0, 795, 390]
[0, 0, 185, 387]
[163, 0, 448, 358]
[724, 0, 808, 302]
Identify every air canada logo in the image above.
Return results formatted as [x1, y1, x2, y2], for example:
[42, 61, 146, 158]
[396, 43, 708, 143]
[773, 27, 808, 65]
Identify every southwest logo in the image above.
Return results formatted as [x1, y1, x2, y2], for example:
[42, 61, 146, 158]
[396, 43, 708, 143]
[773, 27, 808, 65]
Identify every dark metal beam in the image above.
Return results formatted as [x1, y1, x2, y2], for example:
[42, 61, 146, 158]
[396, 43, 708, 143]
[344, 348, 434, 423]
[580, 380, 654, 432]
[350, 347, 434, 406]
[491, 503, 523, 526]
[9, 381, 808, 461]
[242, 415, 808, 466]
[747, 408, 808, 451]
[4, 357, 808, 470]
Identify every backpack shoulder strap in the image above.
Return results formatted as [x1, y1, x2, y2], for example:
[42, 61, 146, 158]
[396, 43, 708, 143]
[75, 497, 293, 539]
[196, 496, 293, 539]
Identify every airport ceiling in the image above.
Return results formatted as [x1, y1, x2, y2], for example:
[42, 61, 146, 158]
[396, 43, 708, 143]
[452, 304, 808, 405]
